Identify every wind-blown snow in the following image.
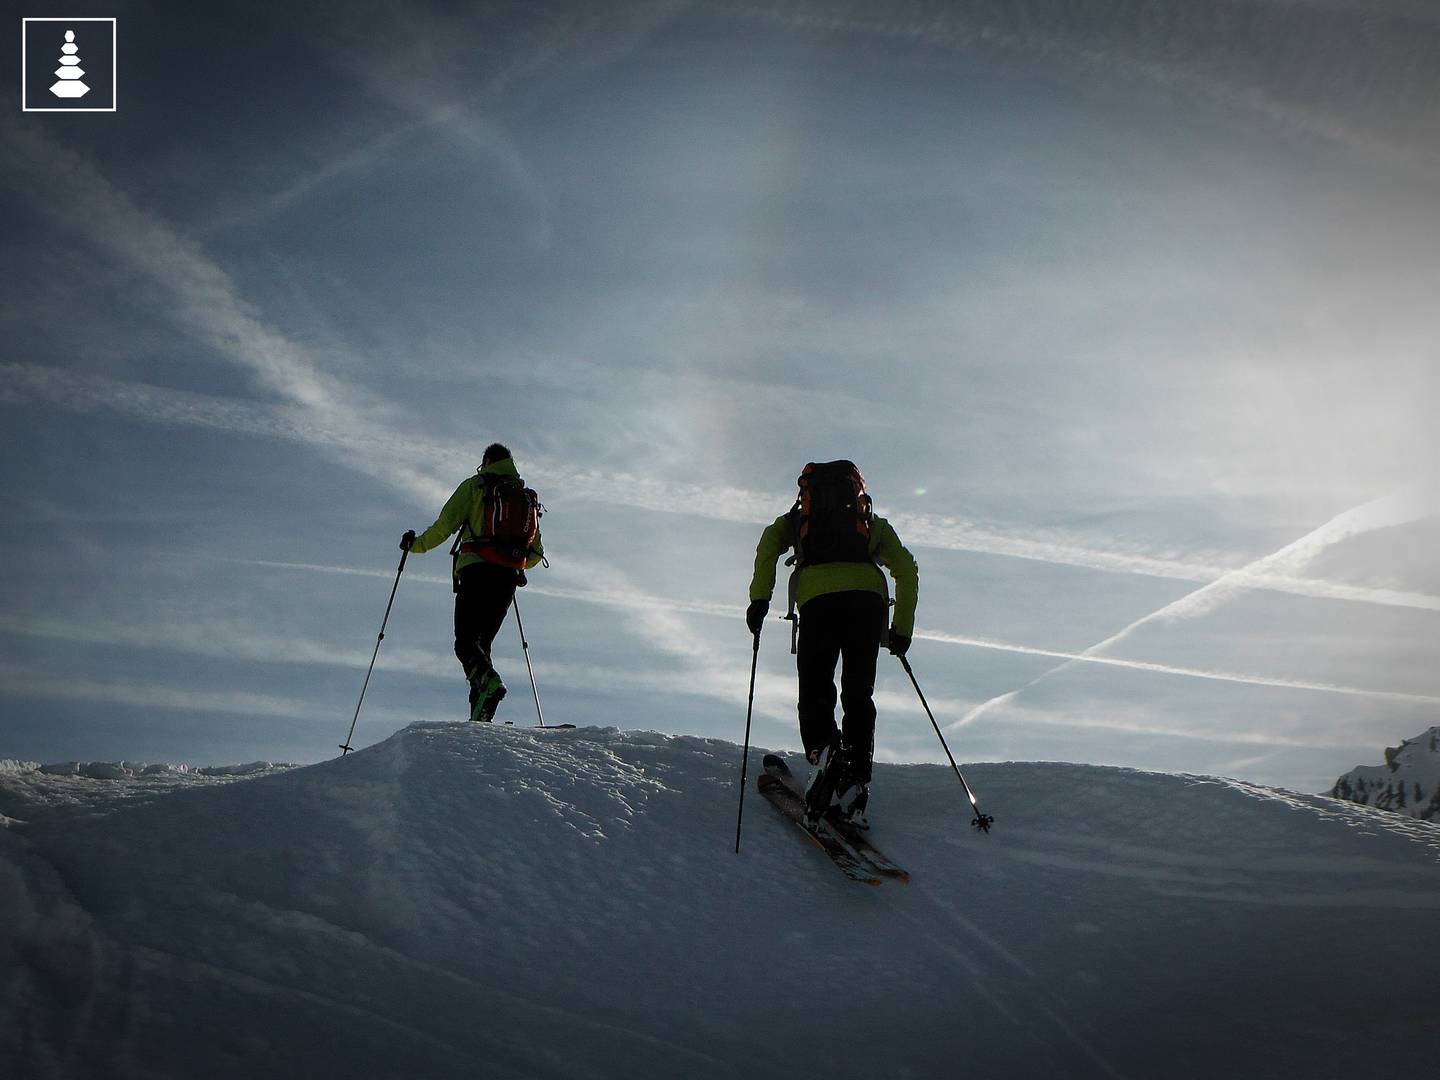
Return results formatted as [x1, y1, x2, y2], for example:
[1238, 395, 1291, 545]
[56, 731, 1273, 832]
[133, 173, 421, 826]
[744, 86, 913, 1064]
[3, 723, 1438, 1079]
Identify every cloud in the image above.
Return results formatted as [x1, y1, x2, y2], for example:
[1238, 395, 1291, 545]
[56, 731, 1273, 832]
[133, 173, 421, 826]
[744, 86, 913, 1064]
[948, 489, 1440, 728]
[225, 558, 1440, 709]
[2, 109, 1432, 616]
[0, 556, 804, 730]
[723, 0, 1440, 173]
[0, 119, 449, 505]
[0, 607, 455, 678]
[0, 361, 321, 445]
[7, 348, 1437, 623]
[541, 556, 803, 724]
[200, 112, 445, 237]
[0, 659, 318, 723]
[975, 698, 1360, 750]
[228, 0, 689, 246]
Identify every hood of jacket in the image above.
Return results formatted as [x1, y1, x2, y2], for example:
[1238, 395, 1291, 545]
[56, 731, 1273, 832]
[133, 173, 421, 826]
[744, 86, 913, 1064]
[478, 456, 521, 482]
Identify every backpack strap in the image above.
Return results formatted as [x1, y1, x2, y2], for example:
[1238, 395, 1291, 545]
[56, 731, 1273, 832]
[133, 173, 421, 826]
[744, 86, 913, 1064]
[878, 567, 892, 648]
[785, 558, 801, 655]
[783, 504, 802, 654]
[447, 473, 490, 591]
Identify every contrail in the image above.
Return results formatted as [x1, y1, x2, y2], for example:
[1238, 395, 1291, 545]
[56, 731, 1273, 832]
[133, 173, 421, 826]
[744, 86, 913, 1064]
[918, 629, 1440, 707]
[233, 558, 1440, 707]
[0, 120, 452, 507]
[8, 359, 1437, 616]
[0, 659, 316, 722]
[947, 489, 1440, 729]
[1072, 488, 1436, 655]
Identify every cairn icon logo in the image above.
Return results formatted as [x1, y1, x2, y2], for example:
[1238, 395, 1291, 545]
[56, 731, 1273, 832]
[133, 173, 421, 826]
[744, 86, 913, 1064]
[50, 29, 89, 98]
[21, 18, 117, 112]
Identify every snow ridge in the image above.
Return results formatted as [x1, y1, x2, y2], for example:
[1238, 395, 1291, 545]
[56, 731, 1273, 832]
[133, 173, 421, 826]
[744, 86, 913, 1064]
[3, 722, 1439, 1079]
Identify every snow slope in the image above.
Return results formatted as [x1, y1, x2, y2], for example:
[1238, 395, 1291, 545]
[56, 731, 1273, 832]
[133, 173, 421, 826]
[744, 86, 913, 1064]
[3, 723, 1439, 1079]
[1331, 726, 1440, 821]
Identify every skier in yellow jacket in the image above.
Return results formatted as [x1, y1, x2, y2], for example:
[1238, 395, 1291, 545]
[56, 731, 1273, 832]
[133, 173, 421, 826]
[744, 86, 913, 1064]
[401, 443, 545, 722]
[747, 460, 918, 826]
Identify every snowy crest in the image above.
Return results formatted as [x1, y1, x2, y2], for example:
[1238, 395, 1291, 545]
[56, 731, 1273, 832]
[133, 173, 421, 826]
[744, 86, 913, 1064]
[3, 723, 1439, 1079]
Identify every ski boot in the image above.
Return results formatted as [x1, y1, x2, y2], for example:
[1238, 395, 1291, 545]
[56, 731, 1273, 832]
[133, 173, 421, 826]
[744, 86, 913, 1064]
[836, 783, 870, 831]
[468, 667, 505, 723]
[804, 738, 850, 822]
[476, 681, 507, 722]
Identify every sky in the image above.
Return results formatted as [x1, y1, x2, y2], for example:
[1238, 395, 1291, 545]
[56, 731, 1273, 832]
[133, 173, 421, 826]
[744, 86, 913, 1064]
[1, 0, 1437, 794]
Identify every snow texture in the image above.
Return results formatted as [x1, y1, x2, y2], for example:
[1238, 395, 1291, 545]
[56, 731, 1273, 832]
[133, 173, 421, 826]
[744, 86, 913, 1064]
[1330, 726, 1440, 821]
[2, 722, 1439, 1079]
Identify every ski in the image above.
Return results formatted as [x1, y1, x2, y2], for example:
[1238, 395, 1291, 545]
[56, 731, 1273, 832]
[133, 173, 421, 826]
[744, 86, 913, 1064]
[762, 754, 910, 883]
[757, 772, 881, 885]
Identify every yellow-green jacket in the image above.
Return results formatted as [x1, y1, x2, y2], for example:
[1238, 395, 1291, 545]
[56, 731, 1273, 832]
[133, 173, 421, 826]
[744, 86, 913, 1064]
[410, 457, 546, 574]
[749, 512, 918, 636]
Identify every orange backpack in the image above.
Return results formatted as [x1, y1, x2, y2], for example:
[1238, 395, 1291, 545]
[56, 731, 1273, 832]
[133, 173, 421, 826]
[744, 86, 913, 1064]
[459, 474, 540, 570]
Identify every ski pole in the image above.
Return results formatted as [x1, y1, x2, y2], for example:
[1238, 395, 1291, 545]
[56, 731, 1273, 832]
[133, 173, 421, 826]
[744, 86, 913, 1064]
[734, 629, 761, 854]
[897, 654, 994, 832]
[512, 594, 546, 728]
[340, 546, 409, 755]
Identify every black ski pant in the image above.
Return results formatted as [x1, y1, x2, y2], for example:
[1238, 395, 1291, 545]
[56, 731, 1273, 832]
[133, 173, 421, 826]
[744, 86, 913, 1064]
[454, 562, 519, 694]
[795, 589, 887, 783]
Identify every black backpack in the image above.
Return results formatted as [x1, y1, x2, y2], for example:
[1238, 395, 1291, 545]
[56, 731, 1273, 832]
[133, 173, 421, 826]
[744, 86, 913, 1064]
[788, 460, 873, 566]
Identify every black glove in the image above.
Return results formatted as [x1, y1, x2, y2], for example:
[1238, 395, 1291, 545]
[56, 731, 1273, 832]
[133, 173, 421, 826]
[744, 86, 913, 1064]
[516, 570, 528, 588]
[887, 630, 912, 657]
[400, 529, 417, 552]
[746, 599, 769, 635]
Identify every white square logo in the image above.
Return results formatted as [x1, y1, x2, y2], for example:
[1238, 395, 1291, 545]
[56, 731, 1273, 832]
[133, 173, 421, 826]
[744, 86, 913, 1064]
[21, 18, 117, 112]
